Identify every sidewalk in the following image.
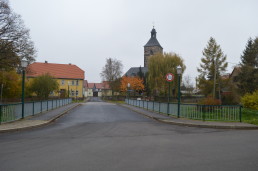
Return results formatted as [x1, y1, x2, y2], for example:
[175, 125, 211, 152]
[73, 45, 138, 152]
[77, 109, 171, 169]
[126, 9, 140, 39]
[120, 104, 258, 129]
[0, 103, 81, 133]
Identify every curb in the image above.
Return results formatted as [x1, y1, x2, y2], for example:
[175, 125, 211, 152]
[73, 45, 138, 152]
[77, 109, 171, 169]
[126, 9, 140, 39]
[156, 118, 258, 130]
[0, 103, 81, 133]
[118, 104, 258, 130]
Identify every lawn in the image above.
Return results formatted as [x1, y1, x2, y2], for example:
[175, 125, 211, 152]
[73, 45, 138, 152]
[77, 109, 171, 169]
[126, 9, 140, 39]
[242, 108, 258, 125]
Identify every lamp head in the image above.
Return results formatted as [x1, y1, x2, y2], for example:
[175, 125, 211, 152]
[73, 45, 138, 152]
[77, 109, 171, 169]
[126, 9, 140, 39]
[21, 58, 28, 68]
[176, 66, 182, 75]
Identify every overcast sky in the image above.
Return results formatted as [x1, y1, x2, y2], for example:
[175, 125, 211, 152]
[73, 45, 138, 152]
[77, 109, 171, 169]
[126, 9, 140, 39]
[10, 0, 258, 83]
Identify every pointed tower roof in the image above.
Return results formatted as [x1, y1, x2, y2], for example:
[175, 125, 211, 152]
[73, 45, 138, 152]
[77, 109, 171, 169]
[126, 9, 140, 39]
[144, 27, 162, 48]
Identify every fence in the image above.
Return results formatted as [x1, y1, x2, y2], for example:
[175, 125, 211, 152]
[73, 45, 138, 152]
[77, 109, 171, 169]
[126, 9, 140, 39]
[0, 98, 72, 124]
[125, 99, 242, 122]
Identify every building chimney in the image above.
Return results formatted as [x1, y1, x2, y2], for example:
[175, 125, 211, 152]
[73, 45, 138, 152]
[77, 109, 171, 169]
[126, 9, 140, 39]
[45, 61, 48, 63]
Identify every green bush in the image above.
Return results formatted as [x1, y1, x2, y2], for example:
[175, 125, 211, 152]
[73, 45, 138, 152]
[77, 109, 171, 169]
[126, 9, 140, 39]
[241, 90, 258, 110]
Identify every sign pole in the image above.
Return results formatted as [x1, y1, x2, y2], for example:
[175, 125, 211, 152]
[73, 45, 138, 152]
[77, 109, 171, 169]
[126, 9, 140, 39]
[168, 82, 170, 103]
[166, 73, 174, 103]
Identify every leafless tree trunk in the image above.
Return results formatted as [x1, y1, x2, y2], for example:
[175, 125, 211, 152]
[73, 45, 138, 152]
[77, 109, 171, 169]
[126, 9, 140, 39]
[100, 58, 123, 96]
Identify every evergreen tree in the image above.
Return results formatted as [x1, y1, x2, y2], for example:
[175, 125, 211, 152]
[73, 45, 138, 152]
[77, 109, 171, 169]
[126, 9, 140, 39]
[137, 66, 144, 79]
[197, 37, 228, 97]
[237, 37, 258, 94]
[137, 66, 147, 95]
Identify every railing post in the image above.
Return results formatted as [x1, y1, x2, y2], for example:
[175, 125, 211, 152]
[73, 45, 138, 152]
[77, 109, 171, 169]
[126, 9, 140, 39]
[32, 101, 35, 116]
[159, 102, 160, 113]
[153, 101, 154, 111]
[147, 101, 148, 110]
[202, 105, 205, 121]
[41, 101, 42, 113]
[167, 102, 169, 116]
[239, 106, 242, 122]
[0, 105, 2, 124]
[47, 100, 48, 111]
[52, 100, 53, 110]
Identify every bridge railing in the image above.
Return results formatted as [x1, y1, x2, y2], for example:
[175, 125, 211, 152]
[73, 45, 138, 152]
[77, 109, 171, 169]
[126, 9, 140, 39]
[0, 98, 72, 124]
[125, 99, 242, 122]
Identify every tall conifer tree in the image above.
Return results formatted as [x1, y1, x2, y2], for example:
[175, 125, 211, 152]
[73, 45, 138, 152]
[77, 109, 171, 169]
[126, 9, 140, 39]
[237, 37, 258, 94]
[197, 37, 228, 97]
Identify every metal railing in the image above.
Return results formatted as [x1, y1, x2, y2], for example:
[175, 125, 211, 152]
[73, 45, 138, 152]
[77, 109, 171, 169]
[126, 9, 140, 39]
[125, 99, 242, 122]
[0, 98, 72, 124]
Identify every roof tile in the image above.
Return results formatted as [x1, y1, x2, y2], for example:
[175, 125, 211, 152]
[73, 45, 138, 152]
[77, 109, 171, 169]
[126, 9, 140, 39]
[26, 62, 84, 79]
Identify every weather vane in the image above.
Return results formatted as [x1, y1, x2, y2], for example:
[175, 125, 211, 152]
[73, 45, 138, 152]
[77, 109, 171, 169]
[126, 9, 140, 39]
[152, 21, 155, 28]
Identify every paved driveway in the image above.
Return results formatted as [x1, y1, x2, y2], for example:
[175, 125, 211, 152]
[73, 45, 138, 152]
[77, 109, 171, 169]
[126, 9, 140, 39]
[0, 101, 258, 171]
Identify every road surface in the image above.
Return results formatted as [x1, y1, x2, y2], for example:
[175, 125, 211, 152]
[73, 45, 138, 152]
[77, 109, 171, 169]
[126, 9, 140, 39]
[0, 98, 258, 171]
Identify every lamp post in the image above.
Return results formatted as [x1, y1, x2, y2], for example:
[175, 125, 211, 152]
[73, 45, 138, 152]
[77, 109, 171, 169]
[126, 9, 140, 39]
[21, 58, 28, 119]
[127, 83, 130, 102]
[176, 66, 182, 118]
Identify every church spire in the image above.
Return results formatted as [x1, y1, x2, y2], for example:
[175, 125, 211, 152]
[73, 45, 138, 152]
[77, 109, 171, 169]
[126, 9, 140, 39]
[144, 27, 163, 67]
[151, 27, 157, 38]
[144, 27, 162, 48]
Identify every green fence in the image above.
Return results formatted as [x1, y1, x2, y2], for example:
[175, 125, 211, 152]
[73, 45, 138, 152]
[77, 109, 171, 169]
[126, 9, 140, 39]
[126, 99, 242, 122]
[0, 98, 72, 124]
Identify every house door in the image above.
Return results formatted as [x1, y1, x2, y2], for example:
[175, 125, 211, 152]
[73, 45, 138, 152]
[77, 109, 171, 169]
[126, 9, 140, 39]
[93, 92, 98, 97]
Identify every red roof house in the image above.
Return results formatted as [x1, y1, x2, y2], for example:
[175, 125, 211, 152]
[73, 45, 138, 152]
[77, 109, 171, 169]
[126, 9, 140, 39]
[26, 61, 84, 79]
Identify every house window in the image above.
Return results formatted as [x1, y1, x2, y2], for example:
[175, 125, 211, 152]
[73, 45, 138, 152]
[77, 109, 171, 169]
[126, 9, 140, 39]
[71, 90, 75, 96]
[61, 80, 65, 85]
[76, 80, 79, 86]
[72, 80, 75, 85]
[76, 90, 79, 96]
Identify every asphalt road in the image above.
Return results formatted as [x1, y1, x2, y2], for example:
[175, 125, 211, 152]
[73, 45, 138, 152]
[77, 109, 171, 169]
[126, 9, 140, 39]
[0, 99, 258, 171]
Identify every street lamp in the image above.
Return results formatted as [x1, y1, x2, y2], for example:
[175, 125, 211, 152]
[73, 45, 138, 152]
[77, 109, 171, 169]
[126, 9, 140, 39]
[127, 83, 130, 102]
[176, 66, 182, 118]
[21, 58, 28, 119]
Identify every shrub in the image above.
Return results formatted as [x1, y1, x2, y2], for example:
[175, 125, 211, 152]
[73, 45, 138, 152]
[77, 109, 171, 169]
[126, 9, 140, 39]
[241, 90, 258, 110]
[198, 96, 221, 105]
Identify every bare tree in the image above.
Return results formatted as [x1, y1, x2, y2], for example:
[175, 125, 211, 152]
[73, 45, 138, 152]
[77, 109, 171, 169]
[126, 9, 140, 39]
[183, 75, 194, 95]
[100, 58, 123, 95]
[0, 0, 36, 70]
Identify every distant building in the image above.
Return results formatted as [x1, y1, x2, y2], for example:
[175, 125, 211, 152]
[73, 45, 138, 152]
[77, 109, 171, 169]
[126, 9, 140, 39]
[125, 66, 148, 77]
[86, 82, 112, 97]
[26, 61, 85, 98]
[229, 67, 241, 86]
[124, 27, 163, 77]
[83, 80, 89, 97]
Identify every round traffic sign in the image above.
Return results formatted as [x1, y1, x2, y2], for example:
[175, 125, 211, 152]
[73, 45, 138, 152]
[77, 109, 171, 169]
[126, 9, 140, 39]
[166, 73, 174, 82]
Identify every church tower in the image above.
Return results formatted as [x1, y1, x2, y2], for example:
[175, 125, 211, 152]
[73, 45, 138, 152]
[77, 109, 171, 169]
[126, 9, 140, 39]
[144, 27, 163, 67]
